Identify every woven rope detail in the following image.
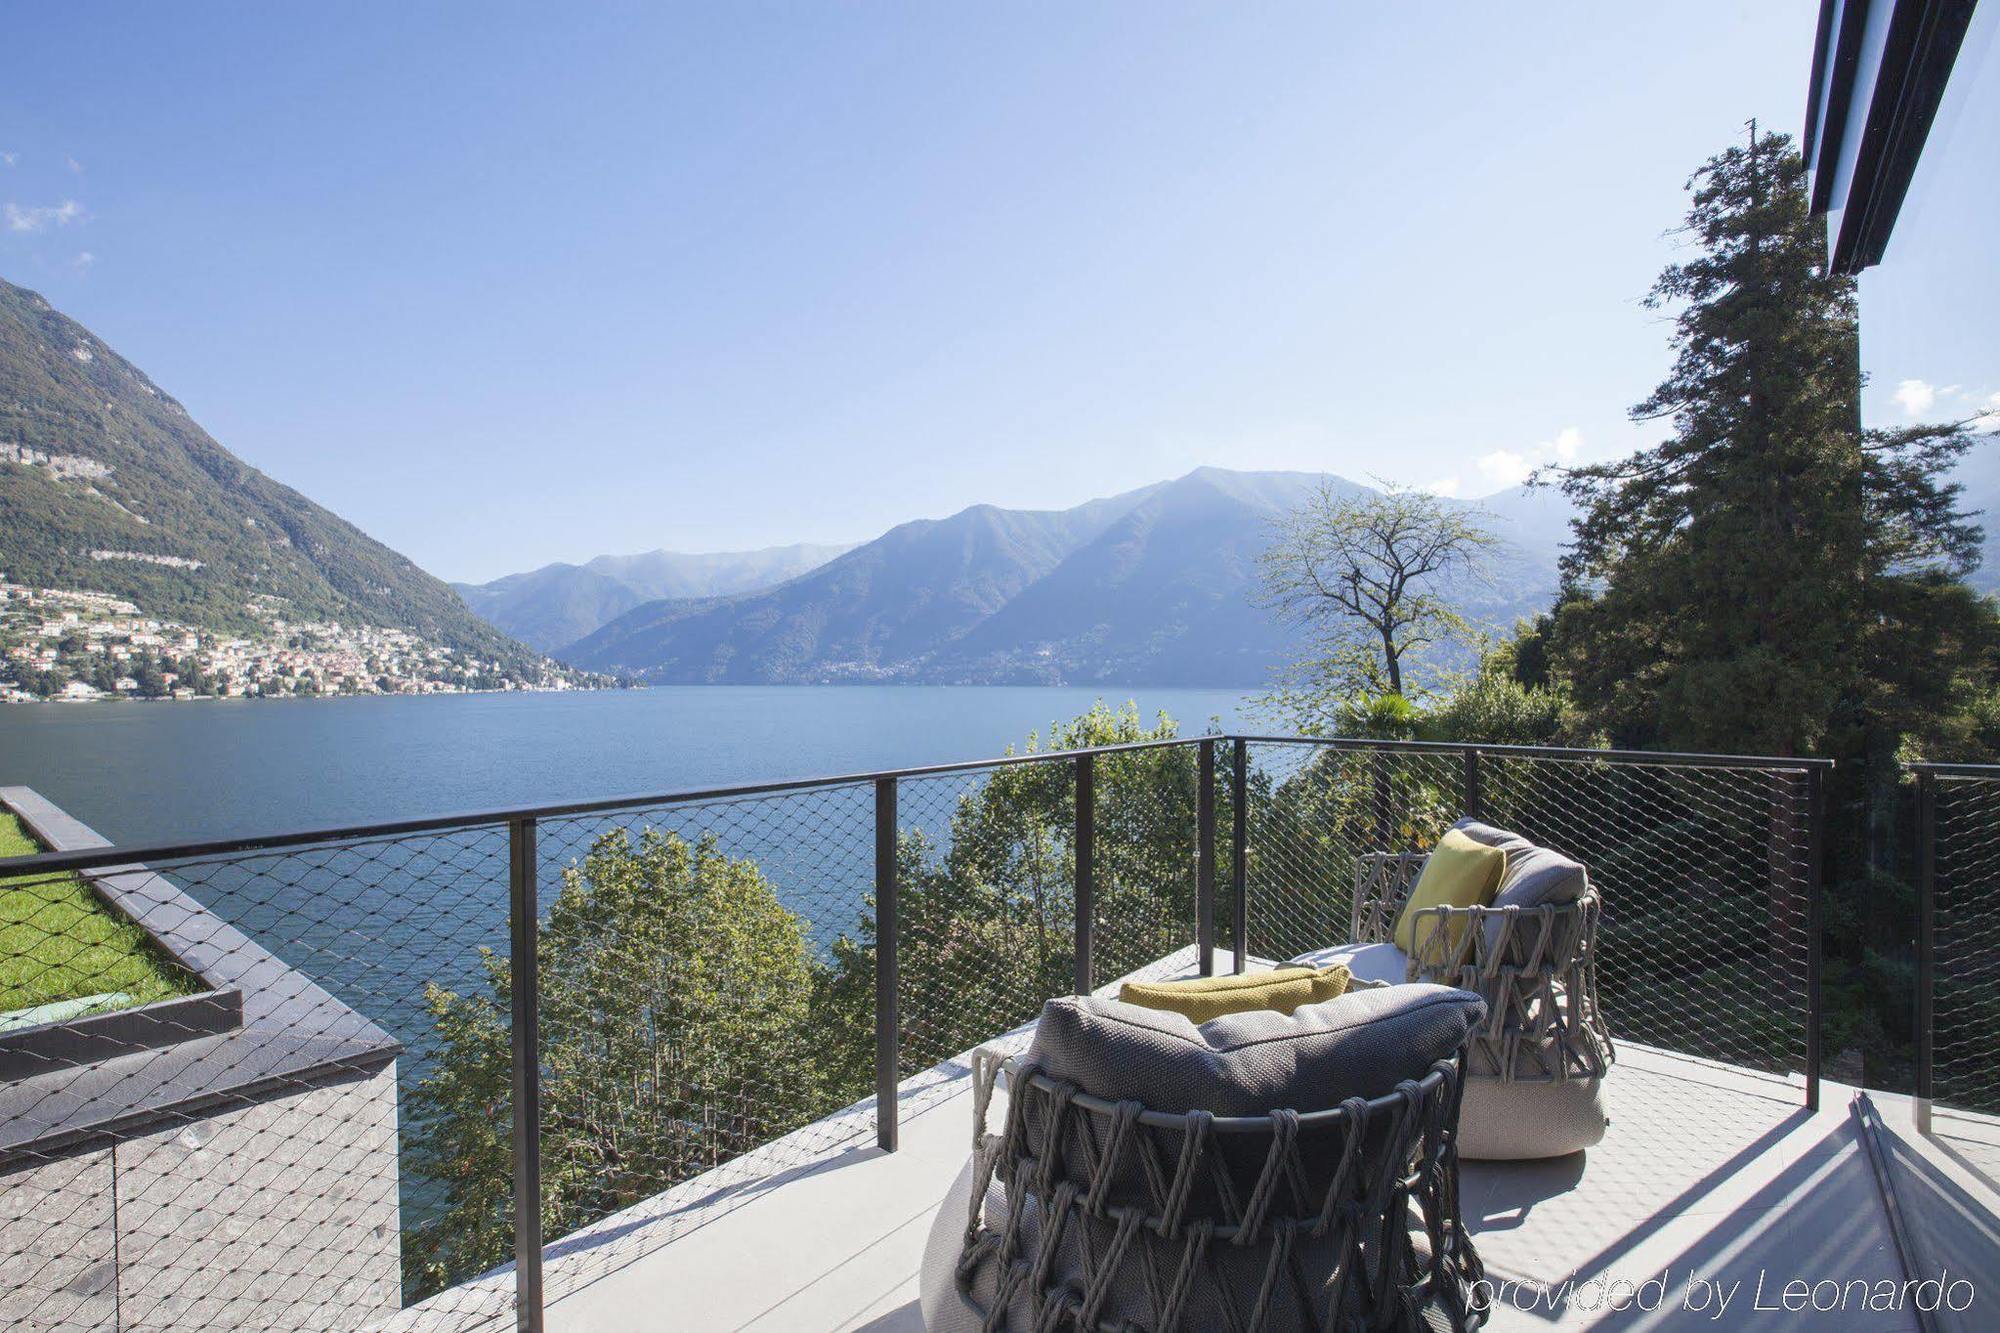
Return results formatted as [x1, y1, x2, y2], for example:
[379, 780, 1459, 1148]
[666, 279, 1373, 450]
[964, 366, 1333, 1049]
[956, 1053, 1487, 1331]
[1356, 852, 1615, 1083]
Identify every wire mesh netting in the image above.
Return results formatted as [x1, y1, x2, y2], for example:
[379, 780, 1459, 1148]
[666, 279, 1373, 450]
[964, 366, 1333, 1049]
[0, 737, 1828, 1328]
[0, 824, 512, 1332]
[525, 783, 879, 1311]
[1238, 742, 1814, 1078]
[1929, 775, 2000, 1117]
[894, 764, 1080, 1081]
[891, 748, 1204, 1087]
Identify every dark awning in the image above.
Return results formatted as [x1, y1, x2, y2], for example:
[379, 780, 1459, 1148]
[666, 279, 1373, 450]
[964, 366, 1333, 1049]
[1803, 0, 1981, 273]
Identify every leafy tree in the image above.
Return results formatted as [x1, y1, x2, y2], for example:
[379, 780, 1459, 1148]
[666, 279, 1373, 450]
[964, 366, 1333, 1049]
[1256, 483, 1496, 727]
[1423, 637, 1590, 748]
[406, 827, 827, 1299]
[133, 655, 166, 698]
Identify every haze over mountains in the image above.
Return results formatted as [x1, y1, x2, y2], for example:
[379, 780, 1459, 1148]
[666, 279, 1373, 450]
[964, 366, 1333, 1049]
[453, 543, 853, 652]
[550, 468, 1581, 686]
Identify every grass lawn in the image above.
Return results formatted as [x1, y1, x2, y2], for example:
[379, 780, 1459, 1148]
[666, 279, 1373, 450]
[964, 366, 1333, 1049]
[1, 812, 200, 1017]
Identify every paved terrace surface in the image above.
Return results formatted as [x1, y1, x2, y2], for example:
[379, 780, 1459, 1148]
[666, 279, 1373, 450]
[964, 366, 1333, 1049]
[397, 948, 2000, 1332]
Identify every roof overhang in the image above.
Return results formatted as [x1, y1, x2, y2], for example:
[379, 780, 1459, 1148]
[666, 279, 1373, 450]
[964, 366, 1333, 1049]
[1803, 0, 1980, 273]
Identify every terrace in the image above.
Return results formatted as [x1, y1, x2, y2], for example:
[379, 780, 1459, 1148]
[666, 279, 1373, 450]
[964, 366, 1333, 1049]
[0, 736, 1994, 1331]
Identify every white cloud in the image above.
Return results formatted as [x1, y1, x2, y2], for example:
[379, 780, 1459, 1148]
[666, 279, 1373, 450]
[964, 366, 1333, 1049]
[71, 251, 94, 271]
[65, 155, 83, 174]
[1477, 449, 1532, 488]
[1473, 425, 1586, 490]
[0, 152, 16, 167]
[3, 199, 85, 233]
[1894, 378, 1937, 415]
[1422, 475, 1463, 498]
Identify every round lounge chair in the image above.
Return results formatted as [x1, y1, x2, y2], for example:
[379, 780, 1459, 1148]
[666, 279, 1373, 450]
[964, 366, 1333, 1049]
[1292, 825, 1615, 1160]
[923, 984, 1490, 1331]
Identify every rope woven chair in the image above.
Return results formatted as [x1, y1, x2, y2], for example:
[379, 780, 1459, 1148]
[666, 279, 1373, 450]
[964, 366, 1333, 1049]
[949, 1035, 1488, 1332]
[1352, 851, 1613, 1086]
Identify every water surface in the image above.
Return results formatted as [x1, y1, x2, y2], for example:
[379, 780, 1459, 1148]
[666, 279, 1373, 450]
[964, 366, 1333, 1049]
[0, 685, 1255, 846]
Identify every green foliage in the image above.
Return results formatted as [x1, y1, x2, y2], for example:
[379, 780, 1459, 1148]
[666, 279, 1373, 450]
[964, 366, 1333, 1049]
[821, 702, 1203, 1084]
[1420, 634, 1593, 748]
[405, 827, 828, 1299]
[1549, 131, 1986, 758]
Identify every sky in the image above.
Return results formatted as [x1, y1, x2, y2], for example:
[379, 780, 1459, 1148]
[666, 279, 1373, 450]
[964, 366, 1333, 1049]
[2, 0, 1982, 584]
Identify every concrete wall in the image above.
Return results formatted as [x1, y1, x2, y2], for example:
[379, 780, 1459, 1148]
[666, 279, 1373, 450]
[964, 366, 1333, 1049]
[0, 1063, 400, 1331]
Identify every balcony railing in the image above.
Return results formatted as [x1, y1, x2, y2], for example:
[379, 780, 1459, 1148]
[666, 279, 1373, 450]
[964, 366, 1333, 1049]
[1912, 764, 2000, 1132]
[0, 735, 1830, 1331]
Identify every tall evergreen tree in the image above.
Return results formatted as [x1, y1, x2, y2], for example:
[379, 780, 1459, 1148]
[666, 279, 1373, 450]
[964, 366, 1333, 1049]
[1550, 127, 2000, 1082]
[1552, 128, 1983, 756]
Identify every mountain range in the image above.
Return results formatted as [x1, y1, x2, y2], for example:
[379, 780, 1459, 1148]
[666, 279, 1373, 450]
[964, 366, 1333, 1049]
[453, 543, 853, 653]
[13, 271, 1991, 694]
[553, 468, 1579, 686]
[0, 277, 557, 678]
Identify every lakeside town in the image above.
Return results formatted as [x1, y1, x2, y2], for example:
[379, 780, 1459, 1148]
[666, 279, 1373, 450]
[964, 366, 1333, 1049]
[0, 580, 606, 702]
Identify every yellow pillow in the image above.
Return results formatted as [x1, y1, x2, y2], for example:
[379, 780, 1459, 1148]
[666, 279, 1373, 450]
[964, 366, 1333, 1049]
[1394, 828, 1506, 964]
[1119, 964, 1351, 1024]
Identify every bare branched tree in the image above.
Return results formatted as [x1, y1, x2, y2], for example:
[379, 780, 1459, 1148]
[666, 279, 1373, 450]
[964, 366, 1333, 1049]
[1256, 482, 1498, 700]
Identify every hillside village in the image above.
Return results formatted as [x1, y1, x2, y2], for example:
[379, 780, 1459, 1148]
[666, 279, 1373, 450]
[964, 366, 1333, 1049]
[0, 581, 607, 702]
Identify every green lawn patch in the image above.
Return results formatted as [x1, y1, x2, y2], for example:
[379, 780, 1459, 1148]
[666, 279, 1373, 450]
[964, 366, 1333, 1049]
[1, 812, 201, 1018]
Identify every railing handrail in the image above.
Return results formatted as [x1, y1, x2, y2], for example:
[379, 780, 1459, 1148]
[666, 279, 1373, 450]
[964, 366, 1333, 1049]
[1904, 760, 2000, 778]
[1228, 734, 1836, 771]
[0, 732, 1830, 878]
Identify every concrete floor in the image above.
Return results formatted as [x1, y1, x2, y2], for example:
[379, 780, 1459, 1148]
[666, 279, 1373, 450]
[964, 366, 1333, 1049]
[390, 951, 1999, 1332]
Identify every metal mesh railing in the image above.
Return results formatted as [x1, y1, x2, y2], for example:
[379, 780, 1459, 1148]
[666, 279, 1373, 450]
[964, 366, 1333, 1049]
[0, 734, 1827, 1328]
[1237, 740, 1817, 1079]
[1920, 771, 2000, 1120]
[516, 784, 879, 1313]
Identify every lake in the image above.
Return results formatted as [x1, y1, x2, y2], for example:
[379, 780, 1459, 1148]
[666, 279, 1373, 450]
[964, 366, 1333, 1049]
[0, 685, 1257, 847]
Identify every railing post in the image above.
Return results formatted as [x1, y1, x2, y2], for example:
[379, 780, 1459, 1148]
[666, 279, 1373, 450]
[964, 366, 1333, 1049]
[1197, 739, 1216, 977]
[1074, 753, 1095, 995]
[1915, 769, 1935, 1135]
[1232, 738, 1248, 975]
[875, 776, 900, 1153]
[1370, 751, 1393, 851]
[1463, 747, 1483, 821]
[1804, 766, 1824, 1114]
[507, 817, 544, 1333]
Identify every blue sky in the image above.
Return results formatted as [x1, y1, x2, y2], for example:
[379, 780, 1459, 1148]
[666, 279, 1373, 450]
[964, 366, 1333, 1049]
[4, 1, 1982, 583]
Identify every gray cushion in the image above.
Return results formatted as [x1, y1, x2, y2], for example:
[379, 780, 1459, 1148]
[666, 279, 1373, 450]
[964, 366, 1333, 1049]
[1450, 817, 1534, 855]
[1286, 940, 1409, 986]
[1453, 818, 1589, 952]
[1023, 983, 1485, 1117]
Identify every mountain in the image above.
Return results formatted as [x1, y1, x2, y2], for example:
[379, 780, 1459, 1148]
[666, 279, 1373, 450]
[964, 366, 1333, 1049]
[1950, 438, 2000, 594]
[453, 542, 853, 652]
[0, 276, 555, 677]
[562, 468, 1574, 685]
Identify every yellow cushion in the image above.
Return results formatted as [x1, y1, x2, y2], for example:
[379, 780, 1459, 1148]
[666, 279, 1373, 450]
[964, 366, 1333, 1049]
[1394, 829, 1506, 964]
[1119, 964, 1351, 1023]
